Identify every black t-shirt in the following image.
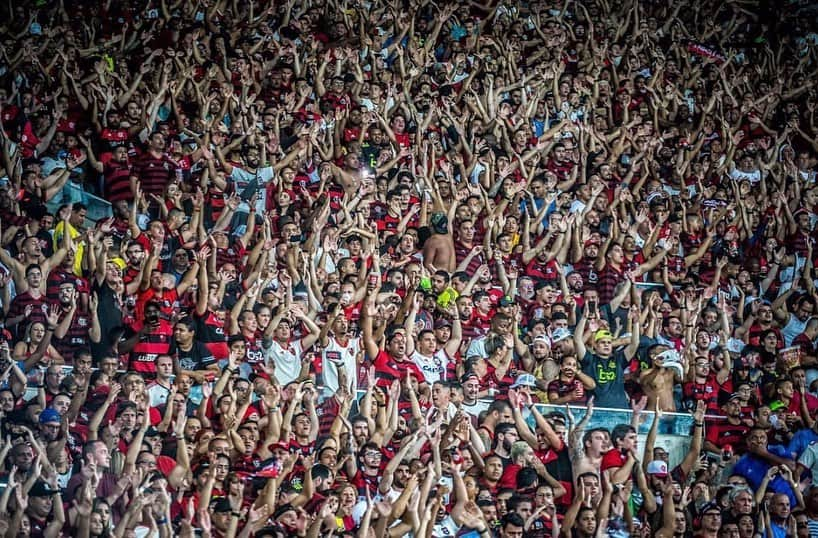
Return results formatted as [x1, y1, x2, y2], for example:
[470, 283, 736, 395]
[170, 341, 217, 371]
[94, 280, 124, 347]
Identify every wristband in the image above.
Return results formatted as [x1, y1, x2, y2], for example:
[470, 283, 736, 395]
[230, 511, 241, 518]
[156, 517, 169, 525]
[694, 422, 704, 428]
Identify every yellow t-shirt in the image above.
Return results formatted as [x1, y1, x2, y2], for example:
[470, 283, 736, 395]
[53, 221, 83, 276]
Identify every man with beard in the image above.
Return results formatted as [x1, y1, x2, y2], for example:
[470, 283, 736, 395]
[571, 239, 601, 286]
[349, 441, 384, 497]
[477, 399, 514, 448]
[702, 393, 751, 456]
[52, 281, 99, 364]
[121, 301, 173, 376]
[492, 423, 520, 466]
[215, 143, 299, 232]
[558, 268, 585, 309]
[348, 414, 371, 448]
[738, 299, 780, 346]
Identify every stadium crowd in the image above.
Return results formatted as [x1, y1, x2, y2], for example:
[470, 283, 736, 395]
[2, 0, 818, 536]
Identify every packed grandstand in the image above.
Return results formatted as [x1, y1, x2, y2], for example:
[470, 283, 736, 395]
[0, 0, 818, 537]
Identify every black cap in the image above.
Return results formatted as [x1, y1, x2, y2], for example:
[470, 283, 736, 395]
[29, 480, 58, 497]
[273, 503, 297, 519]
[430, 213, 448, 234]
[211, 498, 232, 513]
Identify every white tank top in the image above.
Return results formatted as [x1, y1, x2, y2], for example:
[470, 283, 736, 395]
[321, 336, 360, 395]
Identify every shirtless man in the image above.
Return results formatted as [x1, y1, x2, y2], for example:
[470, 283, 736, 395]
[569, 398, 610, 476]
[423, 213, 455, 272]
[0, 227, 69, 293]
[330, 145, 409, 195]
[574, 428, 610, 476]
[640, 344, 686, 412]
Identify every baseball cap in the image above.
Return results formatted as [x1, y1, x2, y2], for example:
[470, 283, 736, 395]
[769, 400, 787, 412]
[39, 408, 61, 425]
[434, 318, 452, 330]
[646, 460, 668, 477]
[511, 373, 537, 389]
[109, 257, 127, 270]
[594, 329, 614, 342]
[273, 503, 297, 520]
[700, 501, 721, 515]
[210, 498, 232, 513]
[29, 481, 58, 497]
[498, 296, 515, 307]
[532, 335, 551, 347]
[460, 372, 480, 384]
[430, 213, 449, 234]
[551, 327, 572, 343]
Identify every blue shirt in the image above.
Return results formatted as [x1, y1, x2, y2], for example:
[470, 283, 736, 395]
[788, 427, 818, 458]
[733, 445, 797, 507]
